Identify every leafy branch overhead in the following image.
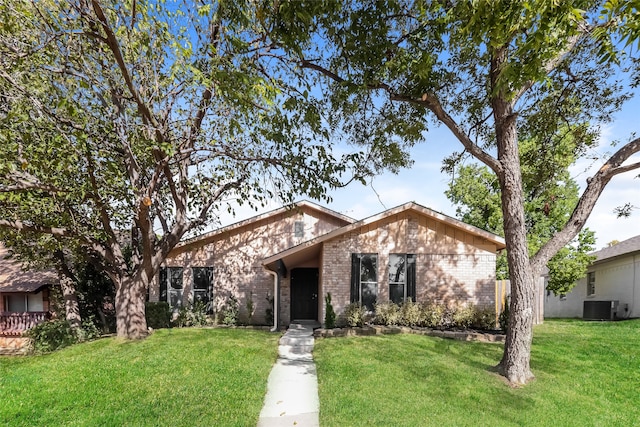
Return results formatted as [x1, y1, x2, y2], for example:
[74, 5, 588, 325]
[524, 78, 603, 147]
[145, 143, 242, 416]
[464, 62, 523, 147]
[273, 0, 640, 385]
[0, 0, 410, 339]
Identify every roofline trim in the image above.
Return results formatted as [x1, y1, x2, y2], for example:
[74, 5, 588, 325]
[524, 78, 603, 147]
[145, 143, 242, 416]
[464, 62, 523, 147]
[262, 201, 506, 266]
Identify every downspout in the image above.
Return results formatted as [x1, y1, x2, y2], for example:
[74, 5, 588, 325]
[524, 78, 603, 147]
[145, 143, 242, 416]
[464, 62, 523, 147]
[266, 268, 279, 332]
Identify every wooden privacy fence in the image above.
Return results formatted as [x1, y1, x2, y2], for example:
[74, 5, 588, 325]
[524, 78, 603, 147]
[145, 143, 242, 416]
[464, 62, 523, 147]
[495, 278, 544, 326]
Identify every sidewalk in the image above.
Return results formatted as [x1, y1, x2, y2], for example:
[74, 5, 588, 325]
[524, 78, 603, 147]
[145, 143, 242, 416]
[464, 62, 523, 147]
[257, 322, 320, 427]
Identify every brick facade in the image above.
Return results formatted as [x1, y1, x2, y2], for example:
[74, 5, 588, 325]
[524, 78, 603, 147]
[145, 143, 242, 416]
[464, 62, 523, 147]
[320, 210, 498, 321]
[152, 202, 503, 327]
[151, 203, 350, 325]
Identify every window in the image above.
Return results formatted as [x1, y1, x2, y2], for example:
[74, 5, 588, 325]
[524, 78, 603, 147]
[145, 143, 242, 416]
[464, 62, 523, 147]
[388, 254, 416, 304]
[587, 272, 595, 296]
[4, 295, 26, 312]
[294, 221, 305, 238]
[192, 267, 213, 308]
[350, 254, 378, 310]
[159, 267, 184, 308]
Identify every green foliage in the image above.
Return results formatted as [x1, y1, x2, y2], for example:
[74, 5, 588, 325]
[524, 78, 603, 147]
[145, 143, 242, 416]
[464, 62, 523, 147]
[175, 301, 210, 328]
[220, 295, 240, 326]
[344, 303, 366, 328]
[499, 297, 510, 333]
[25, 319, 77, 354]
[472, 307, 498, 331]
[324, 293, 336, 329]
[78, 316, 103, 341]
[422, 302, 448, 329]
[399, 300, 422, 327]
[446, 134, 598, 283]
[451, 305, 476, 329]
[547, 229, 597, 295]
[245, 292, 255, 324]
[1, 0, 410, 339]
[26, 315, 105, 353]
[367, 302, 497, 331]
[374, 301, 401, 326]
[145, 302, 172, 329]
[265, 295, 274, 326]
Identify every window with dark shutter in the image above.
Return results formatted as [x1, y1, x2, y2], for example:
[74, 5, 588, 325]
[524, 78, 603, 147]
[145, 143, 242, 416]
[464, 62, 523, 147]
[351, 253, 378, 310]
[159, 267, 167, 302]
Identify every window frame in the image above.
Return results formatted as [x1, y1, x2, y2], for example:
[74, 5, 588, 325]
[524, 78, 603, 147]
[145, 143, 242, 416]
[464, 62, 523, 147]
[192, 267, 213, 309]
[159, 267, 184, 308]
[388, 253, 416, 304]
[350, 253, 378, 310]
[587, 271, 596, 297]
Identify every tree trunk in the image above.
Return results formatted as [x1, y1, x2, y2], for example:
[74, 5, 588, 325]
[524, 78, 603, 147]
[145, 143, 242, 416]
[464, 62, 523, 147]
[59, 274, 82, 334]
[495, 137, 535, 384]
[114, 275, 148, 339]
[491, 54, 535, 384]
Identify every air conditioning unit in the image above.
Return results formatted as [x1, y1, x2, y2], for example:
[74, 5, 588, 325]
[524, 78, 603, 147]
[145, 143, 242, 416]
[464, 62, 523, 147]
[583, 300, 619, 320]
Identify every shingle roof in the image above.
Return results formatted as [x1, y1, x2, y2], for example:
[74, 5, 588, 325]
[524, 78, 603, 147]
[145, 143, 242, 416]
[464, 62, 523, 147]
[592, 235, 640, 263]
[0, 245, 58, 293]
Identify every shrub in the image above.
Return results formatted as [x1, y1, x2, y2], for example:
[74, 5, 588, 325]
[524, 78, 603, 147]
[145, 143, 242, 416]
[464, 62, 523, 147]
[451, 305, 476, 329]
[220, 295, 240, 326]
[174, 301, 210, 328]
[374, 302, 401, 326]
[26, 319, 77, 354]
[265, 295, 274, 325]
[422, 302, 447, 329]
[245, 292, 255, 324]
[324, 293, 336, 329]
[400, 300, 423, 327]
[344, 303, 366, 327]
[472, 306, 497, 330]
[499, 297, 510, 333]
[146, 302, 172, 329]
[78, 316, 102, 341]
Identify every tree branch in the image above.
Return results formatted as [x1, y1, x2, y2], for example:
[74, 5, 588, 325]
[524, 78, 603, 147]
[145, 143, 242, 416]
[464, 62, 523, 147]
[1, 172, 64, 193]
[531, 137, 640, 273]
[299, 59, 502, 174]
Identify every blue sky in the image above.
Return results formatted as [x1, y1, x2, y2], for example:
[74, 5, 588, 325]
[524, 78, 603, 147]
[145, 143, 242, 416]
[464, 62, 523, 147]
[217, 94, 640, 251]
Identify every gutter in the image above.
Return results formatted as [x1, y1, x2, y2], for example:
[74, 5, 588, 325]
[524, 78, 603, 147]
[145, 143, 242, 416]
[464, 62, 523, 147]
[266, 269, 279, 332]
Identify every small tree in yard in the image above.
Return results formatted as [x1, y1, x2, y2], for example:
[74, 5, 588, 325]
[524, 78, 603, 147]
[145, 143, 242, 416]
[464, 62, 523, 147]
[0, 1, 409, 339]
[275, 1, 640, 384]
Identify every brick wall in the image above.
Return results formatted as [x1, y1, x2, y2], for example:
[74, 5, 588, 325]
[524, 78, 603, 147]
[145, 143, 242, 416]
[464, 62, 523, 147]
[320, 211, 497, 321]
[153, 206, 346, 326]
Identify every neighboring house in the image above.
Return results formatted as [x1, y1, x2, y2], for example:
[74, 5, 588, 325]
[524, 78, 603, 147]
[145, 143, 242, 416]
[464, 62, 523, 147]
[152, 201, 506, 328]
[545, 235, 640, 320]
[1, 244, 56, 352]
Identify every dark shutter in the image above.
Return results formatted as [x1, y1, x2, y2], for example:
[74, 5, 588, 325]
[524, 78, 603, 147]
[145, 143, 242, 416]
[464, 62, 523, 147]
[159, 267, 167, 302]
[407, 254, 416, 302]
[350, 253, 360, 303]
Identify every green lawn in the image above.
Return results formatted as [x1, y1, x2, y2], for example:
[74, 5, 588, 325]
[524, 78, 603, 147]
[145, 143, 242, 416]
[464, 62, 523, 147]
[314, 319, 640, 426]
[0, 328, 278, 427]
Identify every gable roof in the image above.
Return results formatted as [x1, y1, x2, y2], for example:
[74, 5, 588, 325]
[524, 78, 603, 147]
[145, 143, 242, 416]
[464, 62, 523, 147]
[173, 200, 355, 254]
[591, 235, 640, 264]
[0, 245, 58, 293]
[262, 201, 506, 269]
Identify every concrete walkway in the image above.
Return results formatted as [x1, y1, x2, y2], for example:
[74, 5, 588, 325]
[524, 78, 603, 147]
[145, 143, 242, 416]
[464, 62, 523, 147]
[257, 322, 320, 427]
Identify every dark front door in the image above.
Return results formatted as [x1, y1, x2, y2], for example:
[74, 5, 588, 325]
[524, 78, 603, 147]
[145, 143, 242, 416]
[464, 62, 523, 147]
[291, 268, 319, 320]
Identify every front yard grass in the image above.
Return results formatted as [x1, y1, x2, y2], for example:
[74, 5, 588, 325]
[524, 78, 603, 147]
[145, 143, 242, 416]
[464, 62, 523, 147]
[0, 328, 278, 427]
[314, 319, 640, 426]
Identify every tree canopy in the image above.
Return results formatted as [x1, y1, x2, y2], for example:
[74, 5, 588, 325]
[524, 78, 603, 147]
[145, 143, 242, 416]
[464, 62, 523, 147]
[446, 130, 597, 293]
[0, 0, 409, 339]
[275, 0, 640, 384]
